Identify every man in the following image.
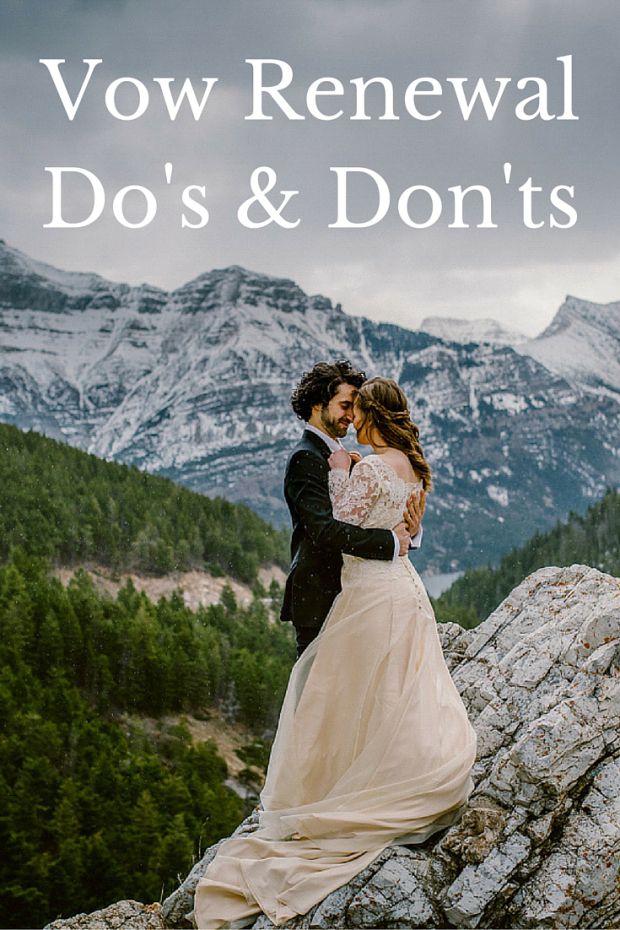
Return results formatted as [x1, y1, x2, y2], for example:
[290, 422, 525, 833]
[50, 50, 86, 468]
[280, 359, 425, 657]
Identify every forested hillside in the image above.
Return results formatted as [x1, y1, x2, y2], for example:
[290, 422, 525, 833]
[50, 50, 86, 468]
[0, 424, 296, 928]
[0, 422, 288, 582]
[434, 488, 620, 626]
[0, 547, 296, 928]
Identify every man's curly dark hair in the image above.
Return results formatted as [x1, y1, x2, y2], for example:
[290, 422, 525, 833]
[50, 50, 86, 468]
[291, 359, 367, 421]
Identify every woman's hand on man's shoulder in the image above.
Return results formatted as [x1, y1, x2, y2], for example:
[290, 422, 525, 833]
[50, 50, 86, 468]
[328, 449, 356, 471]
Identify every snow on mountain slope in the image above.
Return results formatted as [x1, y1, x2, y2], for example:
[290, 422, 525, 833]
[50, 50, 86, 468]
[516, 295, 620, 400]
[1, 239, 619, 573]
[419, 316, 527, 346]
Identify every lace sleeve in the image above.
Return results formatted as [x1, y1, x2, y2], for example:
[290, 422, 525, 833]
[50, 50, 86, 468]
[328, 460, 381, 525]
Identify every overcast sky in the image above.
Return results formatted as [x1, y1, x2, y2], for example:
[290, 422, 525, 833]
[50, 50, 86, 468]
[2, 0, 618, 336]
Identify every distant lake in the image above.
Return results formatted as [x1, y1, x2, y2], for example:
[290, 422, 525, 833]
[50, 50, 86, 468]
[421, 571, 463, 598]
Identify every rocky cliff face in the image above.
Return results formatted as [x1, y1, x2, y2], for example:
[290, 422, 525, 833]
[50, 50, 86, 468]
[45, 563, 620, 930]
[2, 239, 619, 572]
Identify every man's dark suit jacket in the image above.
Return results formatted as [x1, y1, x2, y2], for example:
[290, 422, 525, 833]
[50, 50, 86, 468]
[280, 428, 395, 636]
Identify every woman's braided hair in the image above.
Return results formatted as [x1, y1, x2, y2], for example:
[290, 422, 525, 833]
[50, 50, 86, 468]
[356, 377, 432, 490]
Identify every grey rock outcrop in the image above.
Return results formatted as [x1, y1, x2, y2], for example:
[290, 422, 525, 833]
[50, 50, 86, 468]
[45, 564, 620, 929]
[44, 899, 166, 930]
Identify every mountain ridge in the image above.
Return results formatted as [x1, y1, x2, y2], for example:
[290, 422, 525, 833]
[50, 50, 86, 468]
[419, 315, 528, 346]
[518, 294, 620, 400]
[1, 239, 619, 572]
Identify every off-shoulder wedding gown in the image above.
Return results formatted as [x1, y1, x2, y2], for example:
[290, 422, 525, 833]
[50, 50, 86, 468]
[193, 455, 477, 929]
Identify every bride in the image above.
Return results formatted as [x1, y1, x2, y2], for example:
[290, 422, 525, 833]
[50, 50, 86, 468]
[193, 377, 477, 929]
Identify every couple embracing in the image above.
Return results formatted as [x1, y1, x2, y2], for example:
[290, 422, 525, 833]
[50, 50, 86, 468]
[194, 361, 477, 929]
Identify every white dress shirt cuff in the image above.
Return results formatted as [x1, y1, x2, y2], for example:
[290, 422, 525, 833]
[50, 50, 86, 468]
[410, 525, 423, 549]
[392, 525, 423, 560]
[391, 531, 400, 561]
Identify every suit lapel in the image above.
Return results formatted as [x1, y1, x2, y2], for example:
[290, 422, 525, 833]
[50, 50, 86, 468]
[302, 428, 332, 460]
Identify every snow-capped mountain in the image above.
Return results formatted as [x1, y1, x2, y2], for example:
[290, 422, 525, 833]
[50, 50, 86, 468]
[517, 295, 620, 401]
[1, 239, 619, 573]
[419, 316, 527, 347]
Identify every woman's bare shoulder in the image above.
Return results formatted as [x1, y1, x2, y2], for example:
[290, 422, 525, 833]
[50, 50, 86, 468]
[372, 449, 417, 484]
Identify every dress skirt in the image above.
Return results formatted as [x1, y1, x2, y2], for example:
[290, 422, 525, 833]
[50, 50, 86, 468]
[193, 554, 477, 928]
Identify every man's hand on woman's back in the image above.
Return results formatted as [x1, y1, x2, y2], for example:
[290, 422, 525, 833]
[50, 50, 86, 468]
[403, 488, 426, 537]
[394, 521, 412, 557]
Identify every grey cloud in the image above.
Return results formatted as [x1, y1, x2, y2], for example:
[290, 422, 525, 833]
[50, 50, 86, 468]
[1, 0, 618, 335]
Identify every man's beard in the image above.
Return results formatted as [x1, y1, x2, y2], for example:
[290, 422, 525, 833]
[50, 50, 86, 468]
[320, 407, 349, 438]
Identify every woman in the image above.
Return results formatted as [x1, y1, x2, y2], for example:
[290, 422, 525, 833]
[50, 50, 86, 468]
[193, 377, 477, 929]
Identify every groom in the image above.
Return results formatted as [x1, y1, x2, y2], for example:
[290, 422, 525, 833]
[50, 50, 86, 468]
[280, 359, 425, 657]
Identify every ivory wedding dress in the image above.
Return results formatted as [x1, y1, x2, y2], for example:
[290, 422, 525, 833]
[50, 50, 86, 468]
[193, 455, 477, 929]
